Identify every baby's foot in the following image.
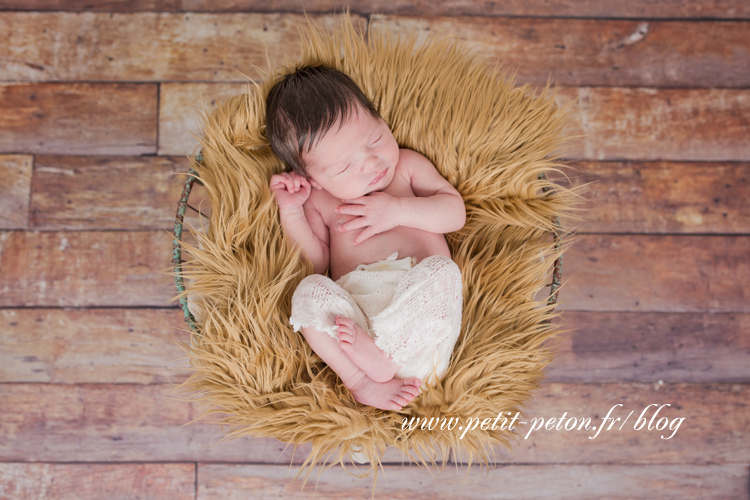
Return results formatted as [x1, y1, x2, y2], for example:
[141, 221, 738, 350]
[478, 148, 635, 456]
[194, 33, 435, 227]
[348, 376, 422, 411]
[336, 316, 401, 383]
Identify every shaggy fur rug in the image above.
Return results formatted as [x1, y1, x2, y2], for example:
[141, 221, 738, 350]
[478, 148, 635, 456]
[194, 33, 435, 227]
[174, 13, 581, 483]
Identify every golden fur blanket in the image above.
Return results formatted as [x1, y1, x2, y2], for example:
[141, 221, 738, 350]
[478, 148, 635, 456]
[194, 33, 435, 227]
[174, 13, 580, 482]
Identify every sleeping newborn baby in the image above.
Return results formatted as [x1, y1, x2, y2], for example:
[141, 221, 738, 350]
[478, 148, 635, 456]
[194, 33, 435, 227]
[266, 65, 465, 411]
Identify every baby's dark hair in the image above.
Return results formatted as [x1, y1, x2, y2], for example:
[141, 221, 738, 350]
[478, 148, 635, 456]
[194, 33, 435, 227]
[265, 65, 380, 180]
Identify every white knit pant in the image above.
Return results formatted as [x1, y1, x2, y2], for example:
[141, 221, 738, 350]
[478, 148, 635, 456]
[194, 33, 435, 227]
[290, 252, 463, 384]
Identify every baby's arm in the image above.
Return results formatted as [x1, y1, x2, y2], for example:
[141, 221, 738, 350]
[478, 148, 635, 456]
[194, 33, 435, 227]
[279, 204, 330, 275]
[271, 172, 330, 275]
[397, 149, 466, 234]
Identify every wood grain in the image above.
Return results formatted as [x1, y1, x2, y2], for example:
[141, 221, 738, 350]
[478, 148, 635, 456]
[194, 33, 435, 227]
[197, 463, 750, 500]
[564, 235, 750, 313]
[1, 383, 745, 464]
[22, 155, 750, 236]
[2, 0, 748, 19]
[24, 156, 750, 234]
[0, 383, 307, 463]
[506, 383, 748, 465]
[0, 83, 156, 155]
[376, 16, 750, 88]
[558, 161, 750, 234]
[161, 84, 750, 161]
[0, 463, 194, 500]
[0, 230, 174, 307]
[546, 312, 750, 383]
[558, 87, 750, 161]
[2, 308, 746, 385]
[3, 13, 749, 87]
[30, 155, 210, 230]
[159, 83, 248, 156]
[2, 232, 746, 311]
[0, 308, 190, 384]
[0, 155, 32, 229]
[0, 12, 358, 82]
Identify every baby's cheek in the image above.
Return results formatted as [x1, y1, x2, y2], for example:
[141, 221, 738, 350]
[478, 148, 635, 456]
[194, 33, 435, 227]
[388, 143, 400, 165]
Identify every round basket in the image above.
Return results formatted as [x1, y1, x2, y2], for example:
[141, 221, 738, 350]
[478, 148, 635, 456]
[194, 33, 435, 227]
[169, 14, 578, 478]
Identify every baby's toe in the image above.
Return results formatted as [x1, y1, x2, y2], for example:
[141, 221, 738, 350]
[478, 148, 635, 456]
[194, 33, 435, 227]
[385, 401, 403, 411]
[401, 384, 421, 397]
[403, 377, 421, 388]
[392, 394, 410, 407]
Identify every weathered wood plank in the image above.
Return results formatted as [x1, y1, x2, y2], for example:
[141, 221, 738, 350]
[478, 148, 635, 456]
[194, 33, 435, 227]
[2, 0, 748, 19]
[0, 308, 190, 384]
[24, 156, 750, 235]
[30, 155, 210, 230]
[4, 13, 750, 87]
[564, 235, 750, 313]
[558, 161, 750, 234]
[0, 155, 32, 229]
[504, 383, 749, 464]
[546, 312, 750, 383]
[0, 463, 195, 500]
[2, 308, 745, 385]
[159, 83, 248, 156]
[197, 463, 750, 500]
[163, 84, 750, 161]
[378, 17, 750, 88]
[0, 383, 307, 463]
[558, 87, 750, 161]
[0, 230, 174, 307]
[1, 383, 746, 464]
[2, 232, 746, 311]
[0, 12, 358, 83]
[0, 83, 156, 155]
[26, 156, 750, 234]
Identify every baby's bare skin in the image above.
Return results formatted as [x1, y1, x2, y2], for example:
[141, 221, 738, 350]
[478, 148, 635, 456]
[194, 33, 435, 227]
[336, 316, 401, 383]
[271, 105, 465, 410]
[302, 151, 452, 407]
[306, 152, 451, 281]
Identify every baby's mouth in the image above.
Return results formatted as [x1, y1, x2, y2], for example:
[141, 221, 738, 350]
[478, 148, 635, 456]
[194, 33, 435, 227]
[369, 168, 387, 185]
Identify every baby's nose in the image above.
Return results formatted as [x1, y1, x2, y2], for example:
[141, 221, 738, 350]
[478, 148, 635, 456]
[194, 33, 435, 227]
[362, 157, 379, 173]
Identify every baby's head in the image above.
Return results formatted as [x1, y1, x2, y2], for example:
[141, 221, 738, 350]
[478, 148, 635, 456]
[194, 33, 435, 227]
[266, 65, 400, 199]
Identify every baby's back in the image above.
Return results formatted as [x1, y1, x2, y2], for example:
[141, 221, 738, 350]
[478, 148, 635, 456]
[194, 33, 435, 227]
[307, 163, 452, 282]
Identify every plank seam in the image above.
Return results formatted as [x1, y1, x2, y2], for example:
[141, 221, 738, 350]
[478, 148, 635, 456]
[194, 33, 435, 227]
[0, 8, 749, 21]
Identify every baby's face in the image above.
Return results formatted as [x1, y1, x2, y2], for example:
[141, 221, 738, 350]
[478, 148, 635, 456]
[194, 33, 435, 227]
[303, 105, 400, 200]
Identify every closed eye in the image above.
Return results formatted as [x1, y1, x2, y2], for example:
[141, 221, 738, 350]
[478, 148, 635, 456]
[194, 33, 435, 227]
[335, 164, 350, 175]
[371, 134, 382, 146]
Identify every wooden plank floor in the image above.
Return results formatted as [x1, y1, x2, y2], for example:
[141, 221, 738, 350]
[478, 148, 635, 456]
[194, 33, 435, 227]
[1, 2, 748, 499]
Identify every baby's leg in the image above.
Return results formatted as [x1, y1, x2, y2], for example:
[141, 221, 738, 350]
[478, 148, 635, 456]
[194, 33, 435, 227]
[370, 255, 464, 382]
[335, 317, 401, 383]
[301, 324, 421, 411]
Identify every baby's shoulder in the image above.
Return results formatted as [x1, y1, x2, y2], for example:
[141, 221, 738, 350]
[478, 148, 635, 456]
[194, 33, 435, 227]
[396, 147, 438, 181]
[397, 147, 433, 166]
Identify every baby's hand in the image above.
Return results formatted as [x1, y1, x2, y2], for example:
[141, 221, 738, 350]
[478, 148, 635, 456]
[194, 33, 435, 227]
[269, 171, 312, 211]
[336, 192, 401, 245]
